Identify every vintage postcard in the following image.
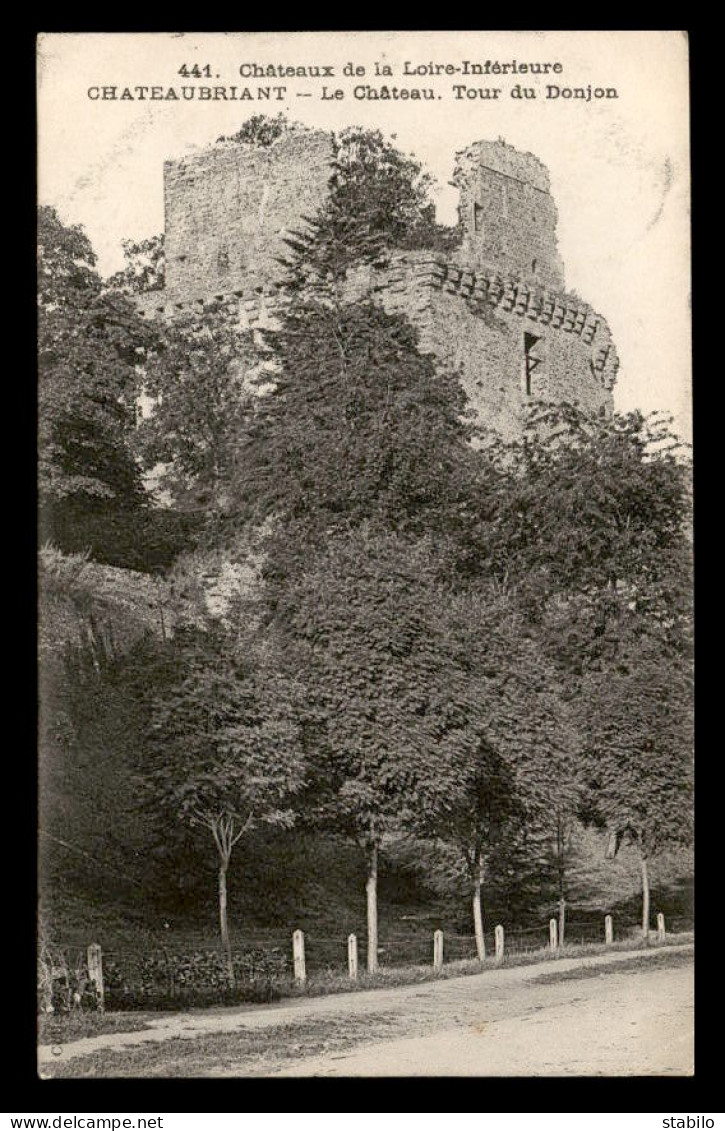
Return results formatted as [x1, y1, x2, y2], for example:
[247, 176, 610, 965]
[37, 31, 693, 1079]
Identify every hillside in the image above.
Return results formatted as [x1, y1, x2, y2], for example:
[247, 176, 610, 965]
[38, 545, 171, 664]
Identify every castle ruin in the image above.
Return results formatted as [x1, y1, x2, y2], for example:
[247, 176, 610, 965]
[138, 125, 618, 439]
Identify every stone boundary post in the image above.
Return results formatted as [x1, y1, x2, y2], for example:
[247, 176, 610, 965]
[87, 943, 104, 1012]
[433, 930, 444, 972]
[292, 929, 306, 986]
[656, 913, 666, 943]
[347, 933, 358, 981]
[605, 915, 614, 945]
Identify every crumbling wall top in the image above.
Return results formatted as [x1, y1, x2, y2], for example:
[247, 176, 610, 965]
[452, 137, 552, 194]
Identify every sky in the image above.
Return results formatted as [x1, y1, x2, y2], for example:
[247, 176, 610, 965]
[37, 31, 692, 441]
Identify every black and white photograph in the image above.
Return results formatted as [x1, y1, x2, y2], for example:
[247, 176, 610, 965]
[36, 30, 693, 1079]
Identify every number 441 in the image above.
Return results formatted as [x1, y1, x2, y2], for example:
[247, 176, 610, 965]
[178, 64, 213, 78]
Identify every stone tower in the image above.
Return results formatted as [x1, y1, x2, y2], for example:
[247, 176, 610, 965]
[163, 125, 333, 303]
[139, 125, 618, 439]
[451, 137, 565, 291]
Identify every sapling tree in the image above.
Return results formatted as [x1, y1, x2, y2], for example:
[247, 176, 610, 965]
[415, 591, 581, 958]
[236, 298, 480, 588]
[144, 625, 305, 981]
[278, 528, 484, 973]
[470, 405, 692, 938]
[582, 632, 693, 938]
[216, 112, 290, 148]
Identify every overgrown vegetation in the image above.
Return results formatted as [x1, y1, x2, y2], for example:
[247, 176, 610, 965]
[282, 125, 458, 289]
[216, 112, 290, 147]
[108, 235, 165, 295]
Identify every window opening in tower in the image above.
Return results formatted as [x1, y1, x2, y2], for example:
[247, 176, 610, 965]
[523, 332, 541, 396]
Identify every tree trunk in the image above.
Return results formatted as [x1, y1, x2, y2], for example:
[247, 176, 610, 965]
[556, 817, 566, 948]
[641, 853, 651, 942]
[473, 876, 485, 961]
[218, 861, 234, 986]
[472, 851, 485, 961]
[366, 842, 379, 974]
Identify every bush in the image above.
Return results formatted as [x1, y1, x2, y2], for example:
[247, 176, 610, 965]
[103, 947, 289, 1011]
[216, 114, 289, 148]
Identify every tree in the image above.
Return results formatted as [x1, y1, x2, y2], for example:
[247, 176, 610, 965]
[471, 406, 693, 937]
[581, 632, 693, 938]
[138, 306, 258, 525]
[236, 299, 479, 587]
[38, 206, 156, 566]
[108, 234, 165, 294]
[478, 404, 692, 643]
[216, 112, 290, 148]
[413, 591, 581, 957]
[275, 527, 582, 970]
[144, 625, 305, 981]
[282, 125, 456, 290]
[445, 740, 523, 960]
[278, 528, 488, 972]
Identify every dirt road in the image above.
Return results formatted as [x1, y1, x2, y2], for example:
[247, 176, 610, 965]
[39, 944, 693, 1077]
[272, 956, 694, 1076]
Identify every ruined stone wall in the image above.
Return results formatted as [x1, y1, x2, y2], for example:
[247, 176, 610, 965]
[163, 126, 333, 303]
[140, 249, 617, 441]
[345, 253, 616, 440]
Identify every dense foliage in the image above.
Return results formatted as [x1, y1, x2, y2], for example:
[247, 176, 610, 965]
[137, 308, 257, 524]
[236, 300, 478, 583]
[282, 126, 458, 289]
[142, 623, 305, 976]
[38, 209, 146, 511]
[37, 207, 189, 569]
